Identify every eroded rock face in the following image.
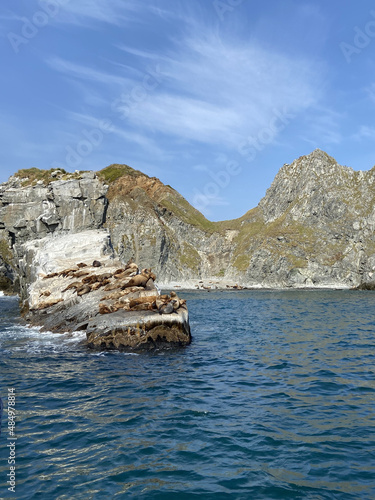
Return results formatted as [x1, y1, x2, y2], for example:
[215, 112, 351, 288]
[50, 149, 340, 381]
[0, 172, 107, 244]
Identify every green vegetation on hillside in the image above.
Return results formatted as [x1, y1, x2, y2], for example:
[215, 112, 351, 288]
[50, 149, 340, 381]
[179, 242, 201, 271]
[160, 193, 217, 234]
[15, 168, 81, 186]
[97, 164, 144, 183]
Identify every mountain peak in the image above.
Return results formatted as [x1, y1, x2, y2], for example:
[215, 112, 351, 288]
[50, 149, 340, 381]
[258, 150, 362, 223]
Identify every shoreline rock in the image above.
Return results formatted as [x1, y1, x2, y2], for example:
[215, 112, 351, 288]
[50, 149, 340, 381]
[20, 230, 191, 350]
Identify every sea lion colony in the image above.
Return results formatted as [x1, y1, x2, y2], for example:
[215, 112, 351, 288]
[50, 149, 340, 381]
[38, 259, 186, 315]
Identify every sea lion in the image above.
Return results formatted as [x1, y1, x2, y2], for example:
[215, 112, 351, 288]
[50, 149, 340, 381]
[82, 275, 99, 284]
[103, 282, 120, 292]
[90, 281, 105, 291]
[77, 284, 91, 296]
[171, 298, 180, 311]
[130, 303, 152, 311]
[39, 290, 51, 297]
[34, 298, 63, 310]
[169, 292, 180, 310]
[101, 290, 125, 301]
[154, 297, 165, 310]
[100, 286, 142, 300]
[113, 300, 130, 311]
[99, 303, 112, 314]
[125, 262, 138, 272]
[72, 270, 90, 279]
[123, 274, 148, 288]
[77, 262, 88, 268]
[59, 268, 79, 278]
[43, 272, 59, 280]
[129, 296, 158, 308]
[62, 281, 82, 293]
[141, 269, 156, 281]
[92, 260, 102, 267]
[159, 302, 174, 315]
[179, 299, 187, 310]
[98, 273, 112, 281]
[114, 269, 136, 280]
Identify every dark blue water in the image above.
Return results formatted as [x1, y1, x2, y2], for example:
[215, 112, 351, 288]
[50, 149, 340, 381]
[0, 289, 374, 499]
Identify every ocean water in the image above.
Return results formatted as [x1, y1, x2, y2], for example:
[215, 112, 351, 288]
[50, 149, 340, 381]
[0, 289, 374, 499]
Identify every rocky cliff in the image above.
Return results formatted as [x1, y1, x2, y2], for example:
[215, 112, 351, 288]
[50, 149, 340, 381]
[0, 169, 108, 301]
[1, 149, 375, 293]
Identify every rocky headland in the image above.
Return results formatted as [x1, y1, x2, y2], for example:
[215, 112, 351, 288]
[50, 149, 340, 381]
[1, 149, 375, 319]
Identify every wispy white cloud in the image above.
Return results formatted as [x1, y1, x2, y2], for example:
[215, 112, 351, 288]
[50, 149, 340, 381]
[117, 31, 323, 148]
[116, 45, 162, 61]
[0, 11, 22, 22]
[56, 0, 140, 27]
[62, 110, 170, 160]
[0, 10, 23, 35]
[46, 13, 325, 152]
[41, 5, 329, 201]
[352, 125, 375, 141]
[46, 57, 132, 88]
[300, 107, 343, 146]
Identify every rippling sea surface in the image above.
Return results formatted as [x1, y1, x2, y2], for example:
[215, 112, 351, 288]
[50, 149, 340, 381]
[0, 289, 374, 499]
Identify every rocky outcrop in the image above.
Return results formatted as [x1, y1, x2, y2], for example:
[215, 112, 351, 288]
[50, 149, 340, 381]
[1, 150, 375, 294]
[20, 230, 191, 349]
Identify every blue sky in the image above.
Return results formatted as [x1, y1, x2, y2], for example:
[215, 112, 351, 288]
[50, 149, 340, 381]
[1, 0, 375, 220]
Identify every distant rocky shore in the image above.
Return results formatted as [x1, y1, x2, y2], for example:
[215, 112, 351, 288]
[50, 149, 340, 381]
[164, 279, 356, 291]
